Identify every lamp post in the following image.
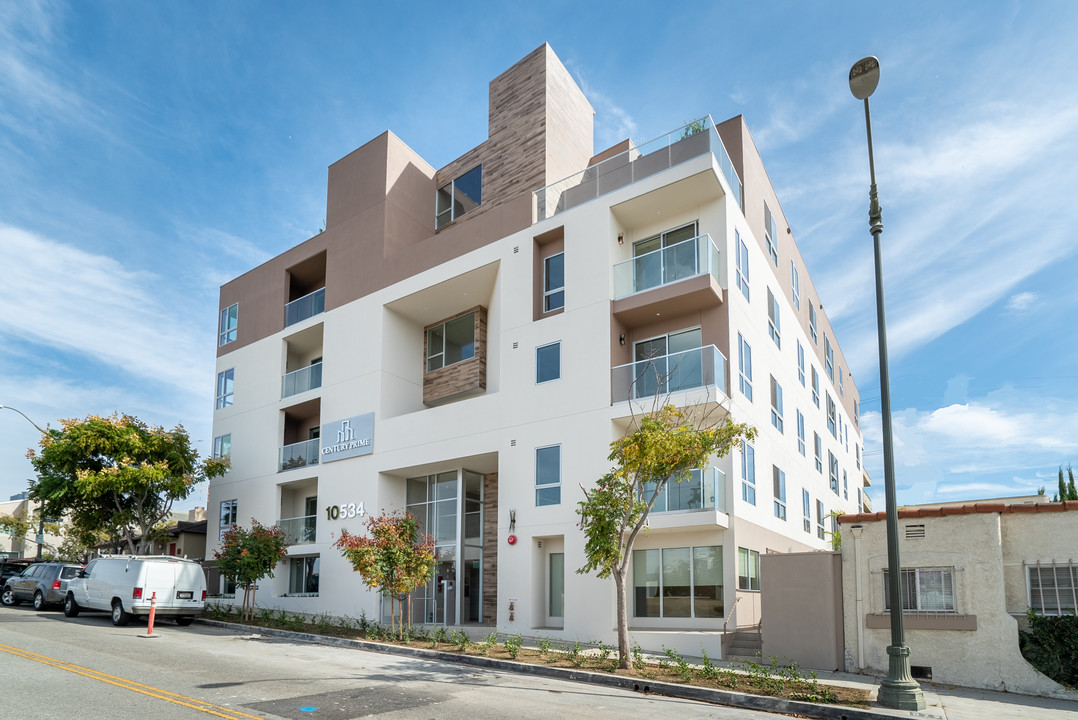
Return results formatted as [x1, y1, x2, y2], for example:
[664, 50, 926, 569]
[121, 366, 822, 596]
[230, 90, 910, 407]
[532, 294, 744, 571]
[848, 57, 926, 711]
[0, 404, 49, 559]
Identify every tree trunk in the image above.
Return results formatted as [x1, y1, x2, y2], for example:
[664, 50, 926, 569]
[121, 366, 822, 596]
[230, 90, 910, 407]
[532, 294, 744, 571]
[614, 563, 633, 670]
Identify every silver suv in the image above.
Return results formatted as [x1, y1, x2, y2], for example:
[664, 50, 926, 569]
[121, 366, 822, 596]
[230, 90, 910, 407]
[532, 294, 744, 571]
[2, 562, 83, 610]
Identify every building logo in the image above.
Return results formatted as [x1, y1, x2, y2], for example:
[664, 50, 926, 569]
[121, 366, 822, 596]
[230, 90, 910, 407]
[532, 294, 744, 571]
[320, 412, 374, 463]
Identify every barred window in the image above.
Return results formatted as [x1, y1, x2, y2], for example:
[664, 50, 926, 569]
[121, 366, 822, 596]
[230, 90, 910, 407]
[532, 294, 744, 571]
[1028, 564, 1077, 616]
[884, 568, 956, 613]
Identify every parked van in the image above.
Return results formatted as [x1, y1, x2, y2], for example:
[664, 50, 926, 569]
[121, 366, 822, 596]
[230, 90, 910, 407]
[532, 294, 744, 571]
[63, 555, 206, 626]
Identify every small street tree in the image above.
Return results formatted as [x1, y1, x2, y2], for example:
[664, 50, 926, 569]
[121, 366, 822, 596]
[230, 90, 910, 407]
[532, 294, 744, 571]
[577, 403, 754, 671]
[334, 511, 435, 638]
[214, 520, 288, 621]
[27, 413, 228, 553]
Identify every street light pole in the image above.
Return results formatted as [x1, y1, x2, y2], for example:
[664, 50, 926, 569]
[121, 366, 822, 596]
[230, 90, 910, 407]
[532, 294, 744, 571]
[0, 404, 49, 560]
[848, 57, 926, 712]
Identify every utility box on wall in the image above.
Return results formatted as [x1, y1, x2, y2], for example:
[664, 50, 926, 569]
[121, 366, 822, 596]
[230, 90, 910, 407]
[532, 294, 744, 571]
[760, 550, 844, 671]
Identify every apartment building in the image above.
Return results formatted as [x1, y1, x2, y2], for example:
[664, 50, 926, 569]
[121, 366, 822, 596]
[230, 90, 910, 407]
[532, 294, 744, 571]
[208, 44, 865, 655]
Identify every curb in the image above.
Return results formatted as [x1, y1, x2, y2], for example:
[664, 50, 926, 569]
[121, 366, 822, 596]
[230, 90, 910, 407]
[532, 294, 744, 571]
[196, 619, 910, 720]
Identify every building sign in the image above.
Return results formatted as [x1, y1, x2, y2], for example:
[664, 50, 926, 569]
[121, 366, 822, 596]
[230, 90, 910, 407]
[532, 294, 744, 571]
[321, 413, 374, 463]
[326, 502, 365, 520]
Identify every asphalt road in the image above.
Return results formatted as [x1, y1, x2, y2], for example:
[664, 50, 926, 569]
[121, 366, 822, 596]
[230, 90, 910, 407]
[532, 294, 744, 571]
[0, 605, 781, 720]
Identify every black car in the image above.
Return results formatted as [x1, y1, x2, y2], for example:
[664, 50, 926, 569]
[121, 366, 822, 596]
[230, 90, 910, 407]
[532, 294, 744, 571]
[0, 558, 41, 586]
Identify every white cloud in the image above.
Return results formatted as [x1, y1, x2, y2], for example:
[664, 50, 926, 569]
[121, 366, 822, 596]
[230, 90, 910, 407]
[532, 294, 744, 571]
[573, 73, 638, 152]
[1005, 292, 1037, 314]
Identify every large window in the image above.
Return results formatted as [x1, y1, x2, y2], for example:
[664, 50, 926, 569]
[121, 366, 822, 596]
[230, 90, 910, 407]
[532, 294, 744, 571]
[289, 556, 319, 595]
[215, 369, 234, 409]
[1028, 564, 1077, 616]
[885, 568, 956, 613]
[632, 222, 699, 290]
[535, 445, 561, 506]
[741, 442, 756, 505]
[536, 342, 561, 383]
[427, 312, 476, 371]
[436, 165, 482, 229]
[764, 202, 778, 266]
[738, 547, 760, 590]
[773, 466, 786, 520]
[735, 231, 750, 301]
[767, 288, 781, 348]
[738, 333, 753, 401]
[219, 499, 237, 541]
[543, 252, 564, 312]
[219, 303, 238, 346]
[633, 546, 723, 618]
[770, 376, 783, 433]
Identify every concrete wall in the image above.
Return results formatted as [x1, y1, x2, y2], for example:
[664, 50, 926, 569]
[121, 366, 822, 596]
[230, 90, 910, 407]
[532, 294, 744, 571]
[761, 550, 844, 670]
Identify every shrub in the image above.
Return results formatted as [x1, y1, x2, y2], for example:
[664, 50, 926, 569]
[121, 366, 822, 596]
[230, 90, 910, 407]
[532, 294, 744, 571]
[1020, 611, 1078, 688]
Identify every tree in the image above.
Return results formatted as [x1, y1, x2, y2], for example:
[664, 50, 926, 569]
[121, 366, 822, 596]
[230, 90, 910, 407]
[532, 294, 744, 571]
[27, 413, 228, 554]
[1053, 465, 1078, 502]
[214, 520, 288, 621]
[577, 403, 754, 670]
[0, 506, 60, 556]
[334, 511, 436, 638]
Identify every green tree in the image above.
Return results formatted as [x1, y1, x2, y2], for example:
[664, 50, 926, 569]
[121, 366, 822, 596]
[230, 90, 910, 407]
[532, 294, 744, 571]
[577, 404, 754, 670]
[334, 511, 436, 638]
[27, 413, 228, 554]
[214, 520, 288, 621]
[1053, 465, 1078, 502]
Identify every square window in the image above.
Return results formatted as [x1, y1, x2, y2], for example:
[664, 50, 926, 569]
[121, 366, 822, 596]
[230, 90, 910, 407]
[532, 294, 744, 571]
[536, 342, 561, 383]
[426, 311, 476, 372]
[536, 445, 561, 506]
[436, 165, 482, 228]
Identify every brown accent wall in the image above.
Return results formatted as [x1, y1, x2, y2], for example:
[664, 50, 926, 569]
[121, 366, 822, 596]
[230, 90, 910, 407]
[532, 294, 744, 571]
[482, 472, 499, 625]
[422, 306, 488, 406]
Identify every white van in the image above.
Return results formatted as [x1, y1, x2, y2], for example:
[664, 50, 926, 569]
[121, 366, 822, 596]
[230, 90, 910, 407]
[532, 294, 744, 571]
[63, 555, 206, 626]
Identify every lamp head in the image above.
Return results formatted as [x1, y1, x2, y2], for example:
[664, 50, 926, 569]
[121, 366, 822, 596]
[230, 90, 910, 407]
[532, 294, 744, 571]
[849, 56, 880, 100]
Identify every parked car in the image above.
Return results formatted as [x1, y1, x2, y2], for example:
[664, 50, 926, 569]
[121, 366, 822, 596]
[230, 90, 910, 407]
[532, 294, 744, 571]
[63, 555, 206, 626]
[1, 562, 83, 610]
[0, 558, 42, 586]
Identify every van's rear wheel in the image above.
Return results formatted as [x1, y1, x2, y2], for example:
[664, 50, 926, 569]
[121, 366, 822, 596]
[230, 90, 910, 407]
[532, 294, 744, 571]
[63, 594, 80, 617]
[111, 600, 130, 626]
[176, 616, 194, 626]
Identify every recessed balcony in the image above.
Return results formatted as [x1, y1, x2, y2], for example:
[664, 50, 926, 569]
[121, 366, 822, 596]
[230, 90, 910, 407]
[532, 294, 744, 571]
[614, 233, 721, 300]
[285, 287, 326, 327]
[611, 345, 728, 405]
[282, 362, 323, 399]
[278, 514, 317, 545]
[279, 438, 320, 472]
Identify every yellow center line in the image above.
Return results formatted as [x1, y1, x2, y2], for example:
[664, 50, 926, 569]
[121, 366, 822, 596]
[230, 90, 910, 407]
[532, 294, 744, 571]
[0, 642, 265, 720]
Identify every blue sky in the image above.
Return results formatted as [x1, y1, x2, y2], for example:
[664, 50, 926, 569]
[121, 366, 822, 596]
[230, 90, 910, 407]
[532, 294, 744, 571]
[2, 1, 1076, 511]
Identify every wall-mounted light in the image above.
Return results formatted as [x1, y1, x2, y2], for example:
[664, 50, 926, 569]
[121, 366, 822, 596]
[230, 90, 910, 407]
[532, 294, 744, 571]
[617, 233, 624, 245]
[619, 333, 626, 346]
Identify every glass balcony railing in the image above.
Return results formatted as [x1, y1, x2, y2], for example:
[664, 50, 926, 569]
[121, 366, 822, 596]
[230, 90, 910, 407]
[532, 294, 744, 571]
[279, 438, 320, 472]
[642, 467, 727, 514]
[282, 362, 323, 399]
[534, 116, 743, 221]
[278, 514, 317, 544]
[613, 233, 721, 299]
[611, 345, 728, 404]
[284, 287, 326, 327]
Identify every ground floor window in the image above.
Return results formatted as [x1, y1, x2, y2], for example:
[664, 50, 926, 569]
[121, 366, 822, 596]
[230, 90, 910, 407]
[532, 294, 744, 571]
[737, 547, 760, 590]
[549, 552, 564, 618]
[289, 556, 319, 595]
[633, 545, 722, 619]
[1027, 563, 1077, 615]
[884, 567, 955, 613]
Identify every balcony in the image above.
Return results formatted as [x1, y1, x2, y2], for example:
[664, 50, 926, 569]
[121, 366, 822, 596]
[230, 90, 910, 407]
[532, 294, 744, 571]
[284, 287, 325, 327]
[282, 362, 323, 399]
[612, 345, 728, 404]
[279, 438, 320, 472]
[534, 116, 742, 221]
[614, 233, 721, 300]
[278, 514, 317, 545]
[646, 468, 730, 532]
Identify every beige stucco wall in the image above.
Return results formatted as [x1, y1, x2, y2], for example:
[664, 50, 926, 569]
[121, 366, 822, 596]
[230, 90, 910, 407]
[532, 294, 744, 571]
[761, 550, 843, 670]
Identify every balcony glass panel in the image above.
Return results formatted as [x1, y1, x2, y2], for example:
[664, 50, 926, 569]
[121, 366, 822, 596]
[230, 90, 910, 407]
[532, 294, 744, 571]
[613, 234, 721, 299]
[282, 362, 323, 399]
[535, 116, 743, 221]
[612, 345, 728, 404]
[279, 438, 320, 472]
[642, 468, 727, 514]
[284, 288, 326, 327]
[278, 514, 317, 544]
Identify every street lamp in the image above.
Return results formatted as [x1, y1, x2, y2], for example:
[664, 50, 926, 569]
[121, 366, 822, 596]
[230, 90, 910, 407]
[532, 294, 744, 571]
[848, 56, 926, 711]
[0, 404, 49, 560]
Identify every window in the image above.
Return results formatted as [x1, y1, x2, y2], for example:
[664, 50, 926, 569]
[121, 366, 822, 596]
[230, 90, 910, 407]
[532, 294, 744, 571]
[289, 556, 319, 595]
[839, 368, 845, 397]
[535, 445, 561, 506]
[436, 165, 482, 228]
[816, 500, 826, 539]
[1028, 564, 1077, 615]
[773, 466, 786, 520]
[769, 376, 783, 433]
[885, 568, 956, 613]
[213, 435, 231, 472]
[854, 400, 860, 428]
[790, 262, 800, 310]
[857, 488, 864, 513]
[632, 222, 699, 290]
[802, 490, 812, 533]
[219, 303, 238, 346]
[829, 451, 839, 494]
[843, 470, 849, 499]
[767, 288, 781, 348]
[738, 547, 760, 590]
[426, 311, 476, 371]
[814, 432, 823, 473]
[543, 252, 564, 312]
[825, 336, 834, 381]
[549, 553, 565, 618]
[536, 342, 561, 383]
[738, 333, 753, 401]
[811, 367, 820, 408]
[632, 327, 703, 398]
[797, 341, 805, 386]
[741, 442, 756, 505]
[797, 410, 806, 456]
[856, 444, 861, 470]
[826, 393, 837, 437]
[215, 369, 234, 409]
[809, 303, 818, 344]
[219, 499, 237, 541]
[764, 202, 778, 266]
[735, 231, 750, 301]
[633, 545, 723, 619]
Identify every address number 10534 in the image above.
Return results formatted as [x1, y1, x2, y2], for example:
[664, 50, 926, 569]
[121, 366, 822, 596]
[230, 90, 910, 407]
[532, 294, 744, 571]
[326, 502, 366, 520]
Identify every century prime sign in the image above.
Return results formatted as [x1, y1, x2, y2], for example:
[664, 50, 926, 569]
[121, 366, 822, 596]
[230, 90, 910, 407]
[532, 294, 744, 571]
[320, 412, 374, 463]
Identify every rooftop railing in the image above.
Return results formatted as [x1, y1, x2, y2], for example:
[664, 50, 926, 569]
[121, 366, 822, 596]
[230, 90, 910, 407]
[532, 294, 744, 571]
[613, 233, 721, 299]
[535, 116, 742, 221]
[279, 438, 320, 472]
[284, 287, 326, 327]
[611, 344, 728, 404]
